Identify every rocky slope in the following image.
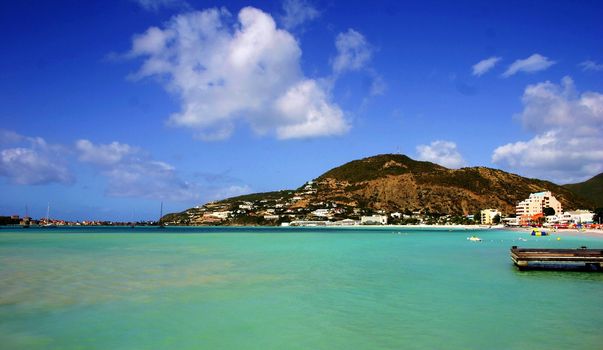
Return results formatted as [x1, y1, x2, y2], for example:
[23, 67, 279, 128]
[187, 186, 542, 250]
[309, 154, 592, 215]
[163, 154, 594, 224]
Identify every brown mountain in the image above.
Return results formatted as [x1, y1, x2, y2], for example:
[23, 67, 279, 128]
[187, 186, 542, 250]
[164, 154, 594, 225]
[307, 154, 592, 215]
[563, 173, 603, 208]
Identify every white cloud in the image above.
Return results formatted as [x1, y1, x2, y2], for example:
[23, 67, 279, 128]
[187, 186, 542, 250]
[0, 132, 73, 185]
[0, 130, 199, 200]
[0, 129, 25, 144]
[274, 79, 349, 139]
[133, 0, 189, 11]
[208, 184, 253, 201]
[369, 73, 386, 96]
[416, 140, 466, 169]
[580, 60, 603, 72]
[330, 30, 384, 99]
[332, 29, 372, 74]
[76, 139, 137, 165]
[102, 160, 197, 202]
[502, 53, 555, 78]
[76, 139, 198, 201]
[280, 0, 320, 30]
[492, 77, 603, 183]
[127, 6, 348, 140]
[472, 56, 501, 76]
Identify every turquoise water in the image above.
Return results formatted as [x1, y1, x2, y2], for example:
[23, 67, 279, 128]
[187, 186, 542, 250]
[1, 227, 602, 349]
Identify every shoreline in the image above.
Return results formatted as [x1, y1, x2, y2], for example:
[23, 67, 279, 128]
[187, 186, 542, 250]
[508, 226, 603, 239]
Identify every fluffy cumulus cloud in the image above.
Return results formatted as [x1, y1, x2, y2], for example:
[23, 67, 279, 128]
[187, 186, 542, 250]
[492, 77, 603, 183]
[280, 0, 319, 30]
[332, 29, 372, 74]
[580, 60, 603, 72]
[273, 80, 347, 138]
[416, 140, 466, 169]
[128, 7, 348, 140]
[502, 53, 555, 78]
[472, 56, 501, 76]
[76, 140, 198, 201]
[0, 131, 73, 185]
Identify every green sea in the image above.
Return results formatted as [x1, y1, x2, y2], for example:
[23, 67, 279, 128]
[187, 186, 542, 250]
[1, 226, 602, 349]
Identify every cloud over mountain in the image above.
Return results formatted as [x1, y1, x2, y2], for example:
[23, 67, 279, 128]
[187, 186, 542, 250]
[492, 77, 603, 183]
[416, 140, 466, 169]
[127, 6, 349, 140]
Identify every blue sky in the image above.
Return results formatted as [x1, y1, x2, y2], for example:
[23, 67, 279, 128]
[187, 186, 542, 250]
[1, 0, 602, 221]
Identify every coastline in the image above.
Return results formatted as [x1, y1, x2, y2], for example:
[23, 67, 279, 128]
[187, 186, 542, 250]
[385, 224, 489, 230]
[508, 226, 603, 239]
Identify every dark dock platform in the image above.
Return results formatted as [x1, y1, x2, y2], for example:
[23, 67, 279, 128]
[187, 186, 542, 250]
[511, 246, 603, 271]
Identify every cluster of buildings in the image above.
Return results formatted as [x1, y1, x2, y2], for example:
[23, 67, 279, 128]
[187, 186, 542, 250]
[4, 187, 597, 229]
[171, 190, 393, 227]
[170, 181, 481, 226]
[516, 191, 598, 227]
[480, 191, 597, 228]
[0, 215, 156, 227]
[173, 180, 598, 228]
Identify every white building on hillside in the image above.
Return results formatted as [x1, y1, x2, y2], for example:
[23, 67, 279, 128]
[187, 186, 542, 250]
[312, 209, 331, 217]
[546, 210, 595, 225]
[480, 209, 501, 225]
[210, 211, 231, 220]
[361, 215, 388, 225]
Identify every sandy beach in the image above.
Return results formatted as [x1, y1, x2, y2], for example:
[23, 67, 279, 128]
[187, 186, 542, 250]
[509, 226, 603, 239]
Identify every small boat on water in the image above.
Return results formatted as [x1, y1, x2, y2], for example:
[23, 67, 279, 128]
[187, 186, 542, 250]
[467, 236, 482, 242]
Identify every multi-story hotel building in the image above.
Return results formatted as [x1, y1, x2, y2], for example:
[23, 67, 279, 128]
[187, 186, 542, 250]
[516, 191, 562, 225]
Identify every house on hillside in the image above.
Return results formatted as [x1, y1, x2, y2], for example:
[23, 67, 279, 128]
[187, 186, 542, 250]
[361, 215, 388, 225]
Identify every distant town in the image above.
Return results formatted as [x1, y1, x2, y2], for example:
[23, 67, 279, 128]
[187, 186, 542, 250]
[175, 188, 600, 228]
[1, 186, 600, 229]
[0, 216, 161, 227]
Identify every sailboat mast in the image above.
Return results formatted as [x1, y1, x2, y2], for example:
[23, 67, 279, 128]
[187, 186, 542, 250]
[159, 201, 165, 228]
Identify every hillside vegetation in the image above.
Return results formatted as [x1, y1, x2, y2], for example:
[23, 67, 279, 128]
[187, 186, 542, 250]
[564, 173, 603, 207]
[164, 154, 595, 225]
[310, 154, 591, 215]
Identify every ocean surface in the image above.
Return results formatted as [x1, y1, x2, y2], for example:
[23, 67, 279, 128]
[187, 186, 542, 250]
[1, 226, 602, 350]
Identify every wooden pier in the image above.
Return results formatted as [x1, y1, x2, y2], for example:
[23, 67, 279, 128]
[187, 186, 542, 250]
[511, 246, 603, 271]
